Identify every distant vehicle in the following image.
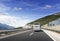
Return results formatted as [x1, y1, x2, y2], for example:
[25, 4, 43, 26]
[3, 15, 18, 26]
[33, 23, 41, 32]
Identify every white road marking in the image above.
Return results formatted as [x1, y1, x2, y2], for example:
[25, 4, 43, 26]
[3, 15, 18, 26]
[29, 32, 34, 36]
[0, 30, 31, 39]
[43, 29, 56, 41]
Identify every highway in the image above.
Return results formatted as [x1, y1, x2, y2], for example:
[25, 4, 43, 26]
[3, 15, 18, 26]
[0, 30, 53, 41]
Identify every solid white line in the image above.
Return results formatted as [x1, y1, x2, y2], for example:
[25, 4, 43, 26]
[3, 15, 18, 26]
[29, 32, 33, 36]
[43, 29, 56, 41]
[0, 30, 31, 39]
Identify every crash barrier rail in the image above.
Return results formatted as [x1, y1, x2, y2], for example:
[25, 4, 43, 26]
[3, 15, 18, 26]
[0, 30, 19, 36]
[0, 28, 32, 36]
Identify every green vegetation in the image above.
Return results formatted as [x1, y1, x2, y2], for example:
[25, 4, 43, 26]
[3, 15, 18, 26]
[27, 12, 60, 26]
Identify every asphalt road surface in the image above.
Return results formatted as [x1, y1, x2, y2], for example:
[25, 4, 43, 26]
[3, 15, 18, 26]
[0, 30, 53, 41]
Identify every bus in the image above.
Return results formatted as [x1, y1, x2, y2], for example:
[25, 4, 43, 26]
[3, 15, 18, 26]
[33, 23, 41, 32]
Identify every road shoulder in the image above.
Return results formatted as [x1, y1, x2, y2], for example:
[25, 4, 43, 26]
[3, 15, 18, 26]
[43, 29, 60, 41]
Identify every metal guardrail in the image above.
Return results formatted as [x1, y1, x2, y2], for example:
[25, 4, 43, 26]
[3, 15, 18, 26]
[0, 29, 32, 36]
[0, 30, 23, 35]
[0, 30, 15, 35]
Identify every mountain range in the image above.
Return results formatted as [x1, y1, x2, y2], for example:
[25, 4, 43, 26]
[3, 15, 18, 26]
[0, 23, 15, 30]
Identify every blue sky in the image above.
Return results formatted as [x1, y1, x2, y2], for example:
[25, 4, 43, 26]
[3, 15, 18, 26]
[0, 0, 60, 27]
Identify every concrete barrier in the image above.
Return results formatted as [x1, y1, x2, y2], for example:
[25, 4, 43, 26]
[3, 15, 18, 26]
[43, 28, 60, 33]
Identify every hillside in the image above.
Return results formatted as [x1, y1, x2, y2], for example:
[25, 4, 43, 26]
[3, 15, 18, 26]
[27, 12, 60, 26]
[0, 23, 14, 30]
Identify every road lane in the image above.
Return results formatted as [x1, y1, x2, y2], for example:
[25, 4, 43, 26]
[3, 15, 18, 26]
[0, 30, 53, 41]
[29, 32, 34, 36]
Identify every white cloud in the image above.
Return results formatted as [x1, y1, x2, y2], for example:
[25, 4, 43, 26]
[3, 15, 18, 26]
[43, 5, 52, 9]
[32, 5, 52, 10]
[0, 3, 10, 16]
[0, 14, 30, 27]
[0, 3, 29, 28]
[0, 4, 10, 12]
[0, 12, 9, 15]
[13, 7, 22, 11]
